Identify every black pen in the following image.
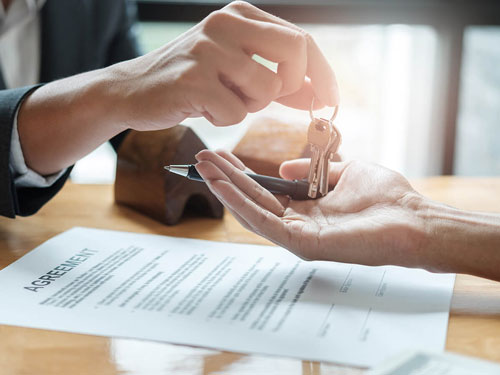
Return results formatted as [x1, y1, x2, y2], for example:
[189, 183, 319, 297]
[164, 164, 311, 200]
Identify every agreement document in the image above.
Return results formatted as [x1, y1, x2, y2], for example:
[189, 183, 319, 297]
[0, 227, 455, 367]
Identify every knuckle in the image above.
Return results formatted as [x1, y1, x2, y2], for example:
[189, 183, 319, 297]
[226, 164, 237, 179]
[252, 184, 265, 200]
[226, 1, 252, 12]
[259, 210, 272, 227]
[196, 150, 211, 160]
[203, 10, 236, 34]
[239, 62, 280, 102]
[215, 149, 230, 158]
[292, 30, 308, 51]
[246, 100, 269, 113]
[302, 30, 314, 47]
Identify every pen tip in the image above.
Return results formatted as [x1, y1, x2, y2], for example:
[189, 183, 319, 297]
[163, 166, 171, 171]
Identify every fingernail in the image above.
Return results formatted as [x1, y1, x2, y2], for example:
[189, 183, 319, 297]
[195, 150, 206, 161]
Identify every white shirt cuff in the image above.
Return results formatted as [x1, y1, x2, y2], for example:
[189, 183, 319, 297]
[9, 106, 67, 188]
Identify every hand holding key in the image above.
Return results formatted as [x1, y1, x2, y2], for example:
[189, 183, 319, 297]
[195, 149, 428, 267]
[17, 1, 339, 177]
[195, 149, 500, 281]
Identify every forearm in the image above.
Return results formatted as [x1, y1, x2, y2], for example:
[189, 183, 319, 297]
[419, 199, 500, 281]
[17, 68, 126, 175]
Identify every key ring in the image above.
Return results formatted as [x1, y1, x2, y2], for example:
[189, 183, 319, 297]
[309, 97, 339, 124]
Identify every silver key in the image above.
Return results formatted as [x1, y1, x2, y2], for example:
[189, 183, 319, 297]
[307, 117, 331, 198]
[319, 122, 342, 196]
[308, 100, 341, 198]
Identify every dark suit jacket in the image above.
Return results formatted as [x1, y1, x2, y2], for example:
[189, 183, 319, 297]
[0, 0, 140, 218]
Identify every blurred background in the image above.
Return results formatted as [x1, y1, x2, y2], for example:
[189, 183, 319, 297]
[71, 0, 500, 183]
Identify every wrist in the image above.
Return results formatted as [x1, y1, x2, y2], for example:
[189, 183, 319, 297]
[417, 198, 500, 280]
[21, 67, 128, 135]
[80, 66, 130, 134]
[17, 68, 128, 175]
[102, 56, 175, 131]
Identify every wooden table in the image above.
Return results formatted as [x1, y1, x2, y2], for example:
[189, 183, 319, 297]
[1, 178, 499, 374]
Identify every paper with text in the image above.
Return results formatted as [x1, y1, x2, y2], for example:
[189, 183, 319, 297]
[0, 227, 455, 367]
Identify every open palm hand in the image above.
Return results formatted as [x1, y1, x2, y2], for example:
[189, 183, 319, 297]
[195, 150, 427, 269]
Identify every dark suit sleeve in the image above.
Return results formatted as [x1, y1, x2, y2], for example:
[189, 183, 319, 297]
[106, 0, 142, 152]
[0, 85, 73, 218]
[0, 1, 142, 218]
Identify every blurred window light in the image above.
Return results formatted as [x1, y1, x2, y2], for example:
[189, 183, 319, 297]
[71, 21, 443, 182]
[138, 22, 439, 177]
[454, 26, 500, 176]
[299, 24, 437, 177]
